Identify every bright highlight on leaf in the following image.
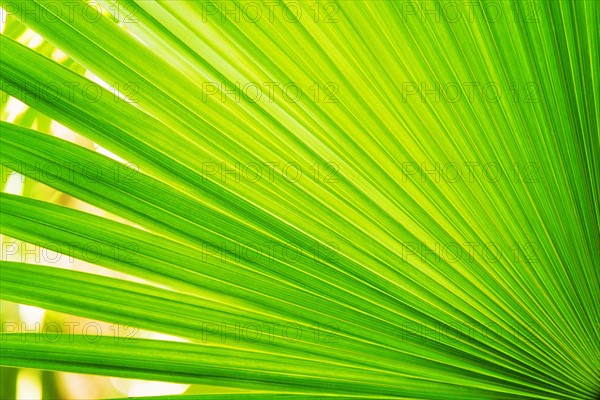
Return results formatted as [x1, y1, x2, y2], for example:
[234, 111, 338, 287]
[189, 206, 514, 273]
[0, 0, 598, 399]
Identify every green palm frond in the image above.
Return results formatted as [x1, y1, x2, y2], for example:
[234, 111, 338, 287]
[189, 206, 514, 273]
[1, 0, 598, 399]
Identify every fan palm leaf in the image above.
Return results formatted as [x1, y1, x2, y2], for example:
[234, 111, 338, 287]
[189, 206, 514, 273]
[1, 0, 598, 398]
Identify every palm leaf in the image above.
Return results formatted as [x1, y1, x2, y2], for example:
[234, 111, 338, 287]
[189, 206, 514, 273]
[1, 0, 598, 398]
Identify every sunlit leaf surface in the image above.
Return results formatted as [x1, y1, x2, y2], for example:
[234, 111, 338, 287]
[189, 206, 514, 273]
[1, 1, 598, 399]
